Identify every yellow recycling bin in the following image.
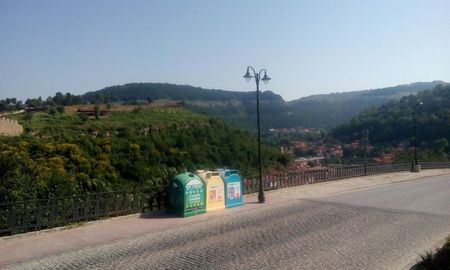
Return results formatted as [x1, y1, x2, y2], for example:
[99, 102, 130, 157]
[197, 170, 226, 212]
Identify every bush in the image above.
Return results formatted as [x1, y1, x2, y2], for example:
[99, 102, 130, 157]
[417, 237, 450, 269]
[56, 106, 65, 113]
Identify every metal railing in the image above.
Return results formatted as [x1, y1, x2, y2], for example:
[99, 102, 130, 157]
[1, 161, 449, 236]
[242, 161, 450, 194]
[0, 187, 166, 236]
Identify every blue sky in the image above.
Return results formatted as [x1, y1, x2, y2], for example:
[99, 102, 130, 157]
[1, 0, 449, 101]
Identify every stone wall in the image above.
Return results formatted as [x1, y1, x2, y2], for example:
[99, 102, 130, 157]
[0, 115, 23, 136]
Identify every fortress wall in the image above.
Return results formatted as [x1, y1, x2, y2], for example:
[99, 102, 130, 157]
[0, 116, 23, 136]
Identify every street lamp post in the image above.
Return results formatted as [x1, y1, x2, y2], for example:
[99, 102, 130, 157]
[413, 101, 423, 170]
[243, 66, 271, 203]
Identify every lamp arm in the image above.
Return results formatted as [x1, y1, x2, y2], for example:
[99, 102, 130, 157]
[247, 66, 257, 77]
[258, 69, 267, 78]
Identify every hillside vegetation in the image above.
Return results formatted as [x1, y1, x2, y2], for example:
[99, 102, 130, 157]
[0, 107, 289, 202]
[332, 84, 450, 160]
[78, 81, 445, 129]
[2, 81, 443, 129]
[287, 81, 446, 127]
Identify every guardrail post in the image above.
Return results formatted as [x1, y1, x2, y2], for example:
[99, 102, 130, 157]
[49, 199, 55, 228]
[23, 202, 29, 233]
[157, 190, 164, 209]
[72, 197, 77, 222]
[61, 198, 67, 225]
[36, 202, 42, 231]
[140, 189, 145, 210]
[123, 191, 128, 214]
[132, 190, 138, 212]
[84, 194, 89, 221]
[95, 194, 100, 218]
[9, 206, 15, 234]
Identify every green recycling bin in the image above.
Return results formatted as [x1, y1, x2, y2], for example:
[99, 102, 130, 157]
[168, 173, 206, 217]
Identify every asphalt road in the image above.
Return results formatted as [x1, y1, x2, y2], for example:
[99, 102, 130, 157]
[4, 174, 450, 270]
[319, 173, 450, 216]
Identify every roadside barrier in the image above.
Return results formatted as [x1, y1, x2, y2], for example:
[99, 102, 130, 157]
[0, 187, 166, 236]
[1, 161, 449, 236]
[242, 161, 450, 195]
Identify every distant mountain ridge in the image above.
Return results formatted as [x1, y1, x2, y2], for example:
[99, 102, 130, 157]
[286, 81, 446, 127]
[81, 81, 447, 129]
[332, 83, 450, 150]
[291, 81, 446, 102]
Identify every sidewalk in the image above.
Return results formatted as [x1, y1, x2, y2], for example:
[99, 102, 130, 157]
[1, 169, 449, 267]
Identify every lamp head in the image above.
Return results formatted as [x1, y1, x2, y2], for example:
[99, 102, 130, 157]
[262, 71, 271, 84]
[243, 68, 253, 82]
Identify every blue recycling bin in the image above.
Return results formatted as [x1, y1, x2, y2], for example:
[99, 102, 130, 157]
[218, 169, 243, 208]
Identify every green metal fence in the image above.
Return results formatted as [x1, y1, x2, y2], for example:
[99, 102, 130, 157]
[243, 161, 450, 194]
[0, 187, 166, 236]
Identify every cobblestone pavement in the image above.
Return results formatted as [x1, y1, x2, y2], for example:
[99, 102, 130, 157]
[4, 197, 450, 270]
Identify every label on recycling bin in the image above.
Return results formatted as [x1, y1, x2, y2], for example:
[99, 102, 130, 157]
[227, 182, 241, 200]
[208, 185, 223, 200]
[185, 179, 205, 210]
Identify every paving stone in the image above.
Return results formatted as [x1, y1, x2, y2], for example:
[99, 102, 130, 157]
[4, 199, 450, 270]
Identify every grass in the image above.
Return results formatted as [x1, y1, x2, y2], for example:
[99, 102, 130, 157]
[416, 237, 450, 270]
[12, 107, 209, 135]
[96, 107, 208, 128]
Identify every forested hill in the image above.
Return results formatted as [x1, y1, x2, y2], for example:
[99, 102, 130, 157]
[82, 83, 283, 103]
[81, 83, 288, 129]
[332, 84, 450, 149]
[286, 81, 446, 128]
[74, 81, 446, 129]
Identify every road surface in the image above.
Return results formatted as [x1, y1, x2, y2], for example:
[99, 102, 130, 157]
[3, 173, 450, 270]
